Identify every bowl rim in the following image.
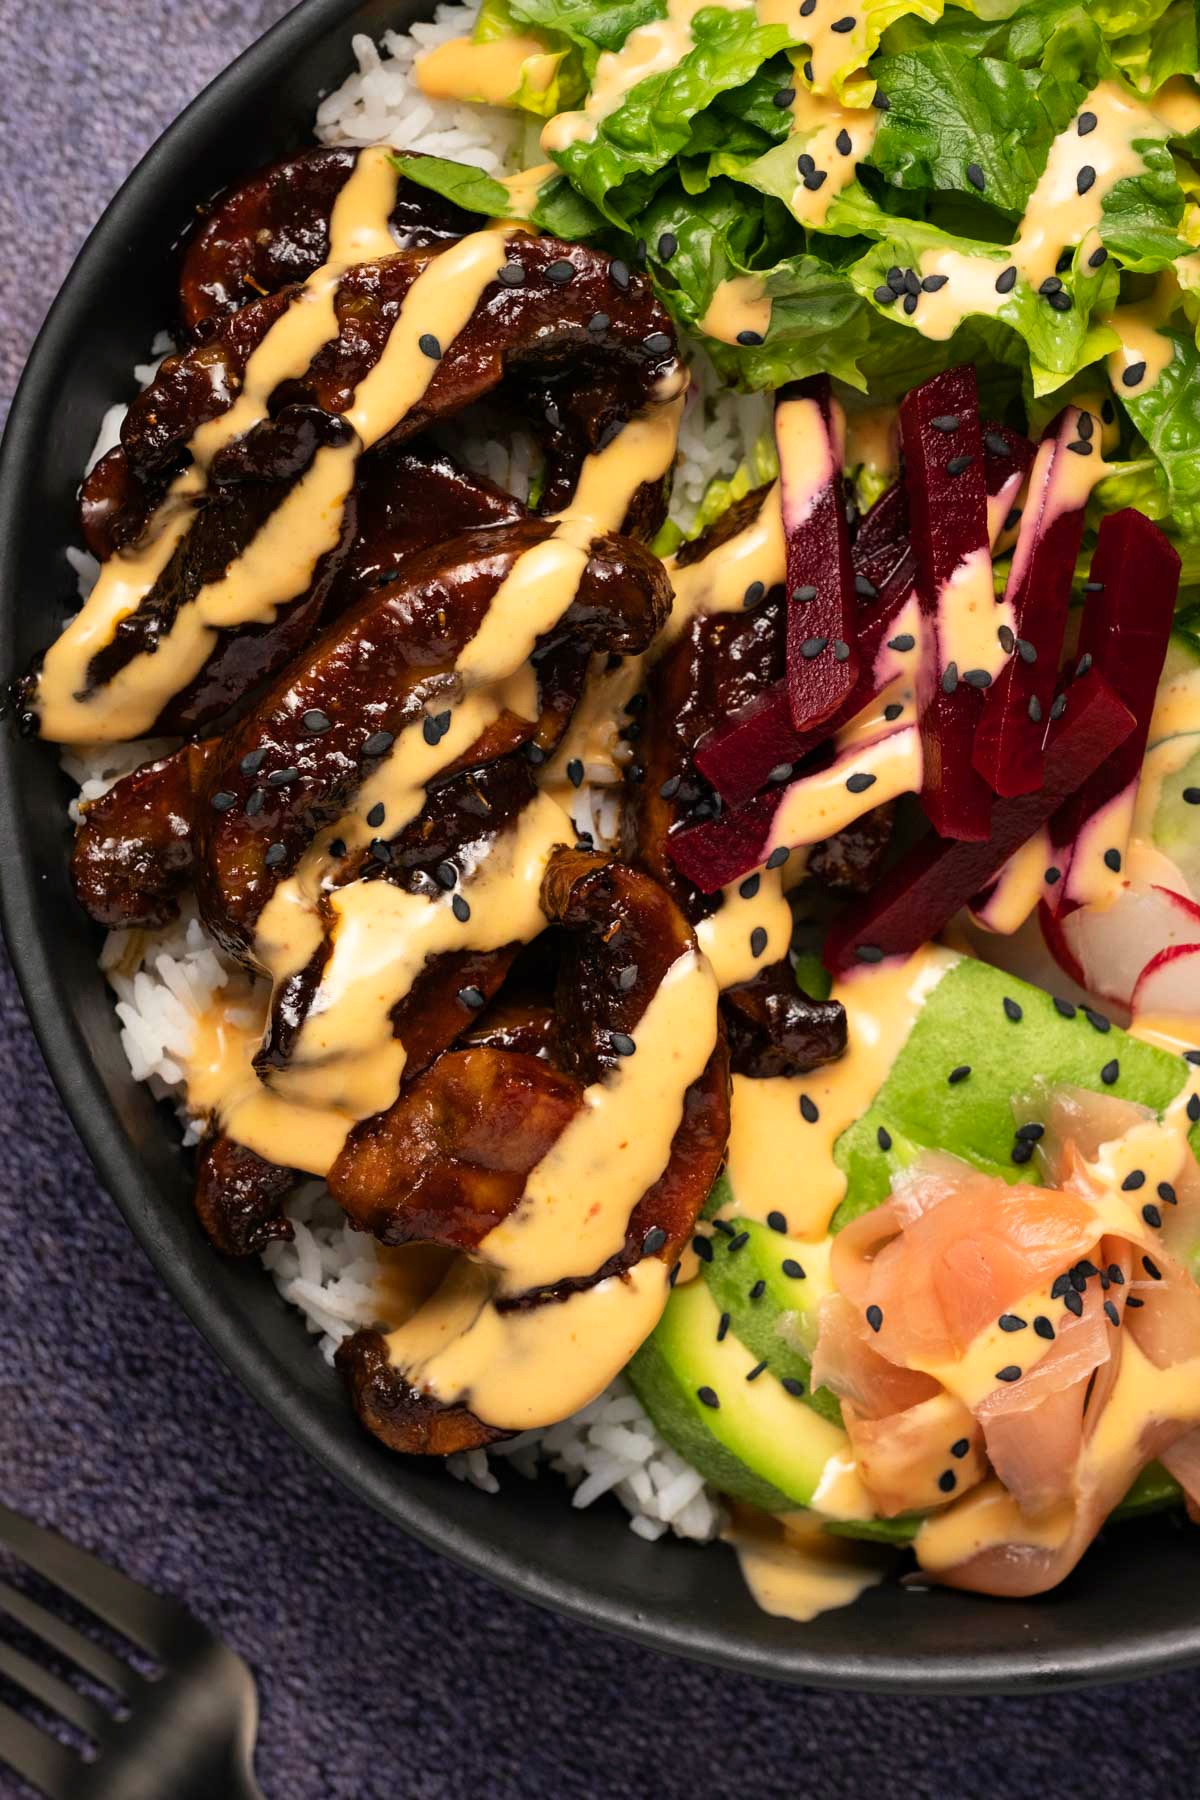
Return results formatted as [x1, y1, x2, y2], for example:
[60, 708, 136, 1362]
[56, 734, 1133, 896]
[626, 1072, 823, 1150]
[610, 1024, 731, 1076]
[4, 0, 1200, 1697]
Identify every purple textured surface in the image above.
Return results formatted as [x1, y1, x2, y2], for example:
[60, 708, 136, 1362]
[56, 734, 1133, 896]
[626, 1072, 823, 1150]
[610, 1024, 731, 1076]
[1, 4, 1199, 1796]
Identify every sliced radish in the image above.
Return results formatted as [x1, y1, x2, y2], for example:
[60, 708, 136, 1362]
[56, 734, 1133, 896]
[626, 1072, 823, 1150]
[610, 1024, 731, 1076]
[1131, 942, 1200, 1017]
[899, 366, 996, 841]
[1056, 884, 1200, 1009]
[777, 377, 859, 731]
[1048, 509, 1181, 911]
[823, 673, 1135, 974]
[973, 405, 1096, 799]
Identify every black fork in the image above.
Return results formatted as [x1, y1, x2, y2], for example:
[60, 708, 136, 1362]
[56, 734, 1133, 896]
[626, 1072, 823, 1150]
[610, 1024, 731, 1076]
[0, 1501, 263, 1799]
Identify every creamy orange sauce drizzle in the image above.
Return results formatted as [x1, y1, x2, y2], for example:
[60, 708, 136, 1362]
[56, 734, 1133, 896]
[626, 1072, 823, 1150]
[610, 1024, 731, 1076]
[971, 826, 1051, 936]
[699, 275, 773, 347]
[1103, 273, 1180, 398]
[664, 480, 787, 642]
[415, 34, 558, 105]
[727, 1508, 889, 1622]
[765, 724, 923, 855]
[696, 867, 793, 989]
[724, 947, 955, 1238]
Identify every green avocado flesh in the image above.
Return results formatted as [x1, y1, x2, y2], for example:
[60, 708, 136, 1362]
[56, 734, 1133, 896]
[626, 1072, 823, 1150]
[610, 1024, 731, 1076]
[632, 953, 1197, 1522]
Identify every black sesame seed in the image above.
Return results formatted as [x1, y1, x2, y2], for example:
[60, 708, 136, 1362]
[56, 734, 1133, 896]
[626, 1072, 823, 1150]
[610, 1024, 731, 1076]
[643, 331, 673, 356]
[903, 292, 918, 315]
[1144, 1254, 1163, 1281]
[264, 842, 287, 867]
[365, 802, 385, 830]
[803, 169, 828, 193]
[774, 85, 797, 108]
[995, 1366, 1022, 1384]
[1045, 866, 1060, 884]
[1083, 1008, 1111, 1033]
[874, 284, 897, 307]
[836, 128, 853, 156]
[1064, 1288, 1084, 1317]
[371, 839, 392, 864]
[1040, 276, 1064, 297]
[422, 717, 442, 747]
[611, 1031, 636, 1058]
[727, 1231, 750, 1254]
[942, 662, 959, 694]
[435, 861, 457, 890]
[781, 1376, 807, 1398]
[743, 580, 766, 610]
[1186, 1048, 1200, 1063]
[999, 1314, 1027, 1332]
[1011, 1141, 1034, 1165]
[1122, 362, 1148, 388]
[546, 259, 575, 284]
[1090, 245, 1108, 268]
[1053, 996, 1077, 1019]
[644, 1226, 667, 1255]
[804, 59, 814, 80]
[922, 273, 949, 293]
[746, 1361, 768, 1383]
[1004, 506, 1021, 531]
[713, 1219, 735, 1238]
[1050, 693, 1067, 720]
[697, 1385, 720, 1409]
[302, 709, 331, 734]
[855, 573, 878, 600]
[877, 1126, 893, 1152]
[1077, 650, 1094, 677]
[948, 1065, 971, 1084]
[1159, 1181, 1178, 1206]
[801, 635, 828, 659]
[1049, 290, 1073, 312]
[767, 1209, 787, 1233]
[1077, 411, 1094, 440]
[749, 1279, 767, 1302]
[737, 328, 765, 346]
[857, 944, 884, 964]
[668, 1263, 680, 1287]
[1066, 439, 1093, 456]
[874, 89, 890, 110]
[792, 584, 817, 603]
[1077, 165, 1096, 195]
[659, 774, 681, 800]
[946, 454, 973, 476]
[1034, 1316, 1055, 1340]
[1104, 1298, 1122, 1328]
[498, 260, 526, 287]
[1077, 110, 1097, 135]
[452, 895, 470, 923]
[831, 14, 856, 31]
[523, 742, 546, 768]
[966, 161, 986, 191]
[1108, 1265, 1125, 1284]
[951, 1438, 970, 1459]
[799, 1093, 820, 1123]
[657, 232, 678, 261]
[1122, 1170, 1146, 1193]
[1003, 997, 1023, 1022]
[963, 668, 992, 689]
[1127, 1295, 1145, 1308]
[362, 730, 394, 759]
[457, 985, 485, 1010]
[329, 838, 346, 859]
[931, 414, 961, 433]
[1142, 1203, 1163, 1228]
[846, 771, 877, 794]
[245, 789, 265, 817]
[1051, 1273, 1071, 1299]
[750, 926, 768, 959]
[996, 265, 1018, 294]
[866, 1304, 883, 1333]
[800, 0, 816, 12]
[1101, 1058, 1120, 1085]
[938, 1469, 958, 1494]
[566, 758, 584, 789]
[211, 790, 236, 813]
[610, 259, 631, 292]
[693, 1234, 713, 1264]
[782, 1258, 806, 1279]
[617, 965, 639, 993]
[240, 748, 267, 775]
[884, 703, 904, 721]
[766, 846, 790, 870]
[418, 332, 442, 360]
[888, 633, 915, 652]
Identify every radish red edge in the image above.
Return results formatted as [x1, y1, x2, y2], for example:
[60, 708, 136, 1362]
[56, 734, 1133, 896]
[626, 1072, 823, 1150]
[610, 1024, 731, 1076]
[822, 674, 1136, 975]
[778, 376, 860, 732]
[972, 405, 1095, 799]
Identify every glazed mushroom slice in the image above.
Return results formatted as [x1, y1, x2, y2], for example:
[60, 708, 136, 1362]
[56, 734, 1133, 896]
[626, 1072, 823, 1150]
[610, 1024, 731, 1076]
[255, 753, 542, 1088]
[193, 1133, 297, 1257]
[79, 234, 681, 563]
[336, 1328, 512, 1458]
[179, 146, 478, 333]
[71, 739, 216, 930]
[193, 520, 671, 958]
[722, 962, 847, 1078]
[329, 1047, 583, 1248]
[807, 800, 898, 895]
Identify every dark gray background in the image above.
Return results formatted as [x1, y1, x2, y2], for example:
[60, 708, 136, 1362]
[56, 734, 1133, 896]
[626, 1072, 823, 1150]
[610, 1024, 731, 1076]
[0, 2, 1197, 1794]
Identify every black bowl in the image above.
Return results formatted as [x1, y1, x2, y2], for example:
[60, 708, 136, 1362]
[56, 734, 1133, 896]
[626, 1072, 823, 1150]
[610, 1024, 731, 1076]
[3, 0, 1200, 1694]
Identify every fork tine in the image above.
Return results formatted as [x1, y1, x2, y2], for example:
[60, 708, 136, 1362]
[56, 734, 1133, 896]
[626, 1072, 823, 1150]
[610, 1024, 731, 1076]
[0, 1503, 181, 1659]
[0, 1697, 78, 1800]
[0, 1581, 134, 1697]
[0, 1641, 110, 1740]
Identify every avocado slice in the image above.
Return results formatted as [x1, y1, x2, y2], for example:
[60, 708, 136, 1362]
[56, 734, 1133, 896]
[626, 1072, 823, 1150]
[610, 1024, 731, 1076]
[626, 1277, 858, 1513]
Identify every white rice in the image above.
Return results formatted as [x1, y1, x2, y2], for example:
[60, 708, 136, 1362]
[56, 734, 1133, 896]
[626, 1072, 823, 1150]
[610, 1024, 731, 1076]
[60, 1, 757, 1547]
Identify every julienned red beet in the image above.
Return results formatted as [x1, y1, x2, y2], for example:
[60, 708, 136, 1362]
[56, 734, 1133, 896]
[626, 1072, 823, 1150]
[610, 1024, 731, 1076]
[1048, 508, 1180, 910]
[899, 366, 995, 842]
[778, 377, 859, 731]
[823, 673, 1136, 974]
[972, 406, 1095, 800]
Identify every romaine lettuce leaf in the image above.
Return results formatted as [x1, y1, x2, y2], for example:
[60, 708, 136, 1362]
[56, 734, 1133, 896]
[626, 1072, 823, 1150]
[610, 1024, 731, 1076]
[390, 153, 604, 239]
[1120, 329, 1200, 534]
[867, 47, 1081, 216]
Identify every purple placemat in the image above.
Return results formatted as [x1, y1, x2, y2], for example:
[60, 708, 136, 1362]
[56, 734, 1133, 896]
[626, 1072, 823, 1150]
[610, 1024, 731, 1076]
[1, 4, 1198, 1795]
